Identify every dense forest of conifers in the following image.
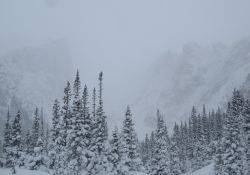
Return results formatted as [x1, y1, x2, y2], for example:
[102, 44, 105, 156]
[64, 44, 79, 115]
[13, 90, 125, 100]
[0, 71, 250, 175]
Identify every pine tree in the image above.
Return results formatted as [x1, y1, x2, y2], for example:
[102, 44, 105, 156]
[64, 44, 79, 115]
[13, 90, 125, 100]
[9, 111, 22, 172]
[31, 108, 40, 150]
[169, 123, 182, 175]
[141, 134, 150, 171]
[48, 99, 61, 170]
[214, 107, 223, 141]
[180, 122, 188, 173]
[121, 106, 142, 173]
[217, 90, 245, 175]
[66, 70, 84, 175]
[201, 105, 210, 144]
[92, 88, 96, 120]
[186, 118, 194, 171]
[30, 108, 45, 170]
[3, 108, 12, 167]
[109, 127, 122, 175]
[190, 106, 198, 141]
[95, 71, 108, 152]
[81, 85, 93, 171]
[192, 113, 205, 170]
[89, 72, 110, 175]
[150, 110, 170, 175]
[54, 81, 72, 175]
[242, 99, 250, 175]
[82, 85, 92, 149]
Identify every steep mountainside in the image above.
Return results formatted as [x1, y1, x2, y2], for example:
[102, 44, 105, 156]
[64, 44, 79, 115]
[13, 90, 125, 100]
[0, 41, 73, 136]
[134, 38, 250, 133]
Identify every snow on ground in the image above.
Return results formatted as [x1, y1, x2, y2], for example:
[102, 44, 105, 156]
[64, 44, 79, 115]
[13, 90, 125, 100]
[0, 166, 213, 175]
[0, 168, 49, 175]
[184, 164, 214, 175]
[132, 172, 148, 175]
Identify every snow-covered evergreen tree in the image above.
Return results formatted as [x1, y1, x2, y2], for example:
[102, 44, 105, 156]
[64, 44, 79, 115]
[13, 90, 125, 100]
[66, 70, 85, 175]
[109, 127, 122, 175]
[150, 110, 170, 175]
[81, 85, 94, 172]
[89, 72, 110, 175]
[169, 123, 182, 175]
[242, 99, 250, 175]
[3, 108, 12, 167]
[29, 108, 46, 170]
[141, 134, 151, 172]
[48, 99, 61, 170]
[54, 82, 72, 175]
[216, 90, 245, 175]
[121, 106, 142, 174]
[9, 111, 22, 170]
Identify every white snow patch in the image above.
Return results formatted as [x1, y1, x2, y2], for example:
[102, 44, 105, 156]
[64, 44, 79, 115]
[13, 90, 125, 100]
[184, 164, 214, 175]
[0, 168, 49, 175]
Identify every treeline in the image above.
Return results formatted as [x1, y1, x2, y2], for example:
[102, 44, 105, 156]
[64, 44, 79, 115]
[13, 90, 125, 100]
[140, 90, 250, 175]
[1, 71, 143, 175]
[1, 70, 250, 175]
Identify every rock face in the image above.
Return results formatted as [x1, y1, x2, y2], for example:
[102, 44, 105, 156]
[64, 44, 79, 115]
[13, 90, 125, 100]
[134, 38, 250, 133]
[0, 40, 73, 136]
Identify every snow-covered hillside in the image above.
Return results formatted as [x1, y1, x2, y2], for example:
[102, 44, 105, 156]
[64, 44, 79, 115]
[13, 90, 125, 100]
[134, 38, 250, 133]
[0, 41, 73, 136]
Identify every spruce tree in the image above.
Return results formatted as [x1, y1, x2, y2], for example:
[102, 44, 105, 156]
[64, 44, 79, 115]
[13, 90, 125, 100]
[169, 123, 182, 175]
[202, 105, 210, 144]
[81, 85, 93, 171]
[31, 108, 40, 150]
[90, 72, 110, 175]
[121, 106, 142, 173]
[30, 108, 45, 170]
[66, 70, 84, 175]
[141, 134, 151, 172]
[3, 108, 12, 167]
[217, 90, 245, 175]
[150, 110, 170, 175]
[48, 99, 61, 170]
[109, 127, 122, 175]
[8, 111, 22, 173]
[242, 99, 250, 175]
[54, 81, 72, 175]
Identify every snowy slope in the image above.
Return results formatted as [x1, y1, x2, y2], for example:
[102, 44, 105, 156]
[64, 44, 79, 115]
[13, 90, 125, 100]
[0, 168, 148, 175]
[184, 164, 214, 175]
[0, 168, 49, 175]
[134, 38, 250, 134]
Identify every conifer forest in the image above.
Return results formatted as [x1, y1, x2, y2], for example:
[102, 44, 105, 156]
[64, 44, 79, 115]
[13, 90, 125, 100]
[1, 1, 250, 175]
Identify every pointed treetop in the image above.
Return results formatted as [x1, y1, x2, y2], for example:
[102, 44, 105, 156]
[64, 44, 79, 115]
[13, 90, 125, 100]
[7, 106, 10, 121]
[99, 71, 103, 81]
[126, 105, 132, 116]
[203, 104, 206, 116]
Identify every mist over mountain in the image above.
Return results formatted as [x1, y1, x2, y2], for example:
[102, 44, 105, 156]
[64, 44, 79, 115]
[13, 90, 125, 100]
[134, 38, 250, 135]
[0, 40, 73, 136]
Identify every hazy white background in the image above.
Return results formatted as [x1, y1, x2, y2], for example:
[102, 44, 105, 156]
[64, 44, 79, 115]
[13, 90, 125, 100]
[1, 0, 250, 131]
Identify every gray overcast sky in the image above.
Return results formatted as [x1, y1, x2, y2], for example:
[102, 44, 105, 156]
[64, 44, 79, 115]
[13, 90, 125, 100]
[1, 0, 250, 125]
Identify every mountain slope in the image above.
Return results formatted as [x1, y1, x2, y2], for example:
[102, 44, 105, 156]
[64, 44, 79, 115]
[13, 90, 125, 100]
[0, 40, 73, 137]
[134, 38, 250, 134]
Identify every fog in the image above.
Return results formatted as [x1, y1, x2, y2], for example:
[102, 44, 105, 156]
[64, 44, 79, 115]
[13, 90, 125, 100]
[1, 0, 250, 127]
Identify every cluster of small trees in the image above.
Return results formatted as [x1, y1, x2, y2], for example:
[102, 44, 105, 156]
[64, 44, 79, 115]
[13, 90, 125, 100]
[2, 107, 48, 173]
[1, 71, 143, 175]
[140, 90, 250, 175]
